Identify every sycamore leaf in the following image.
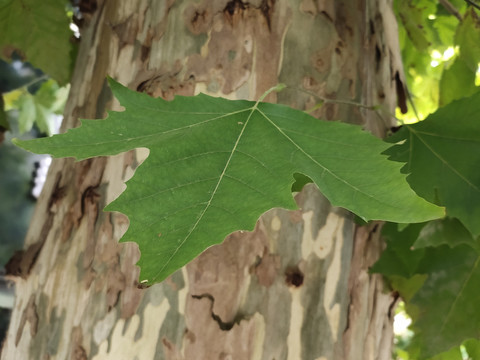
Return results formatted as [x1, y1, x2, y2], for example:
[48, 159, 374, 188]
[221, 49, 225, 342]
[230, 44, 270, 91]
[463, 339, 480, 359]
[414, 217, 480, 251]
[14, 79, 443, 284]
[374, 222, 480, 359]
[386, 91, 480, 237]
[439, 58, 478, 106]
[455, 9, 480, 72]
[370, 222, 426, 278]
[0, 0, 73, 84]
[410, 244, 480, 359]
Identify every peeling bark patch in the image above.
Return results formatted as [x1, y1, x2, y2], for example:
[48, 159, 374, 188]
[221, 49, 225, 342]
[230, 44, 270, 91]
[135, 61, 196, 100]
[5, 171, 66, 278]
[106, 267, 126, 311]
[80, 186, 101, 217]
[184, 327, 196, 343]
[191, 293, 247, 331]
[285, 266, 304, 287]
[162, 336, 174, 350]
[185, 5, 212, 35]
[255, 251, 280, 287]
[71, 326, 87, 360]
[224, 0, 246, 17]
[72, 345, 87, 360]
[5, 210, 53, 278]
[15, 295, 38, 346]
[48, 173, 66, 209]
[259, 0, 275, 31]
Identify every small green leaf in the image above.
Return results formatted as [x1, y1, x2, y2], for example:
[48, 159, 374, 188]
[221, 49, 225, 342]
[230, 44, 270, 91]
[17, 94, 36, 134]
[14, 79, 443, 283]
[386, 91, 480, 236]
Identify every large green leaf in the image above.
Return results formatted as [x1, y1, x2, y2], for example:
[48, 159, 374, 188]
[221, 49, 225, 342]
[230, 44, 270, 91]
[0, 0, 73, 84]
[14, 80, 443, 283]
[386, 91, 480, 236]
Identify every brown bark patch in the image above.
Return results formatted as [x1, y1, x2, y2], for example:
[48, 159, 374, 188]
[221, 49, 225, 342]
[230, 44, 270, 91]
[254, 251, 280, 287]
[70, 326, 87, 360]
[184, 5, 212, 34]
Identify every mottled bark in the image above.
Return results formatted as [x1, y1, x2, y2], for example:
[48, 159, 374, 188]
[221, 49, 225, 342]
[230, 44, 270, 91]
[2, 1, 404, 359]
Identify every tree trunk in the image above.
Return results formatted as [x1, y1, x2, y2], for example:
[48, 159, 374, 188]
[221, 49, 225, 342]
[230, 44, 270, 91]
[1, 0, 405, 359]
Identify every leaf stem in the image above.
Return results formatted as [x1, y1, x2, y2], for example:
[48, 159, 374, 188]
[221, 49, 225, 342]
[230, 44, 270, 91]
[256, 83, 287, 104]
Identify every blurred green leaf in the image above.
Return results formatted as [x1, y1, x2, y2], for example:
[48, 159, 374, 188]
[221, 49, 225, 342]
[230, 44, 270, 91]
[439, 57, 478, 106]
[433, 15, 458, 46]
[395, 0, 436, 51]
[409, 244, 480, 359]
[371, 223, 426, 278]
[12, 80, 67, 135]
[455, 9, 480, 71]
[0, 95, 9, 130]
[17, 94, 35, 134]
[427, 347, 462, 360]
[389, 274, 427, 302]
[386, 91, 480, 236]
[414, 217, 479, 250]
[463, 339, 480, 359]
[0, 0, 73, 84]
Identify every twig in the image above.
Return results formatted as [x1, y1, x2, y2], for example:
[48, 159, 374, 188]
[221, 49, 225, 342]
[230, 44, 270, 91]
[465, 0, 480, 11]
[10, 74, 49, 92]
[287, 86, 404, 125]
[439, 0, 463, 21]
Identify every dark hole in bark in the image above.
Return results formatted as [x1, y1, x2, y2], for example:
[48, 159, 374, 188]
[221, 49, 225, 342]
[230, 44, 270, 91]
[395, 71, 408, 114]
[375, 44, 381, 70]
[224, 0, 246, 16]
[285, 266, 304, 287]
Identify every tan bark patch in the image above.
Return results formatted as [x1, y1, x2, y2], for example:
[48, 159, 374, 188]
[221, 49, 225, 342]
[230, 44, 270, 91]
[15, 295, 38, 346]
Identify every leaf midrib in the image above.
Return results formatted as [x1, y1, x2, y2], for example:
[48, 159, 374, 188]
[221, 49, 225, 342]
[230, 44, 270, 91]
[151, 104, 258, 282]
[38, 108, 251, 151]
[439, 255, 480, 333]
